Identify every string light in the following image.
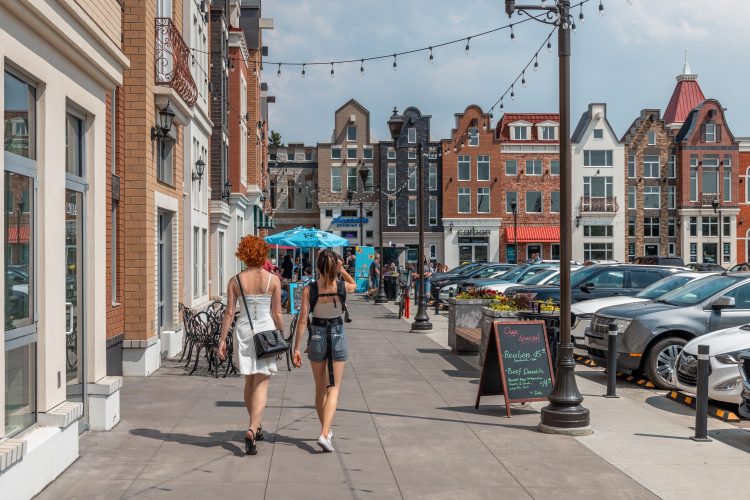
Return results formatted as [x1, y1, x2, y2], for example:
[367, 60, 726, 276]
[277, 63, 281, 78]
[392, 54, 397, 71]
[330, 62, 334, 77]
[599, 0, 604, 16]
[547, 39, 552, 53]
[301, 63, 306, 78]
[579, 4, 585, 23]
[510, 24, 516, 43]
[360, 59, 365, 74]
[429, 47, 434, 64]
[521, 71, 526, 87]
[533, 55, 539, 71]
[465, 37, 471, 54]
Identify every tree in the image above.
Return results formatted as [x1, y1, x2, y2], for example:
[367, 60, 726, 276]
[269, 130, 283, 148]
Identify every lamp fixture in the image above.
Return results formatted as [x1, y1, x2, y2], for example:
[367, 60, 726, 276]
[192, 158, 205, 182]
[222, 180, 232, 201]
[449, 222, 453, 233]
[575, 215, 582, 228]
[151, 101, 175, 142]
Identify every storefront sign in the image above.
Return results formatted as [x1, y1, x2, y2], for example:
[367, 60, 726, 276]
[332, 216, 368, 227]
[456, 228, 490, 236]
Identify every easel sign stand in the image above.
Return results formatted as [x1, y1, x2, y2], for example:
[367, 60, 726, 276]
[475, 320, 555, 417]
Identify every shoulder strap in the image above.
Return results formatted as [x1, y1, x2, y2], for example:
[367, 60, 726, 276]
[337, 279, 347, 305]
[265, 272, 273, 293]
[235, 275, 255, 331]
[309, 281, 319, 314]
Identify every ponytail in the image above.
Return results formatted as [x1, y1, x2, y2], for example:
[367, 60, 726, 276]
[317, 250, 338, 285]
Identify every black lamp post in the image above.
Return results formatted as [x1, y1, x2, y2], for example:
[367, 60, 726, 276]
[359, 168, 369, 248]
[505, 0, 590, 433]
[388, 108, 431, 331]
[511, 200, 518, 264]
[713, 197, 722, 265]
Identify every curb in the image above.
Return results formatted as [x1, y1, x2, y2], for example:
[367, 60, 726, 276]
[574, 355, 656, 388]
[666, 390, 741, 422]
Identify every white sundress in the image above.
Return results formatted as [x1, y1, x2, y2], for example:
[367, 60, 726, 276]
[233, 273, 278, 376]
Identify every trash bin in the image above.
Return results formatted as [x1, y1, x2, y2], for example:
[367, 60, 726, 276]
[517, 310, 560, 371]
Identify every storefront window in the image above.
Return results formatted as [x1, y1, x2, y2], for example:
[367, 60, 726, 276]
[4, 72, 36, 159]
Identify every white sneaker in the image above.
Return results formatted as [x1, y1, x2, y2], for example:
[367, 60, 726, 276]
[317, 435, 334, 453]
[327, 429, 333, 440]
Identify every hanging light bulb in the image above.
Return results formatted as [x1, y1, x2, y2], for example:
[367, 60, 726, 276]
[277, 63, 281, 78]
[252, 64, 257, 76]
[521, 71, 526, 87]
[360, 59, 365, 75]
[428, 47, 434, 64]
[330, 62, 334, 77]
[392, 54, 397, 71]
[599, 0, 604, 16]
[533, 55, 539, 71]
[511, 85, 515, 100]
[510, 25, 516, 43]
[547, 39, 552, 53]
[500, 100, 504, 110]
[301, 64, 306, 78]
[465, 37, 471, 54]
[579, 5, 585, 24]
[563, 19, 569, 30]
[571, 20, 576, 32]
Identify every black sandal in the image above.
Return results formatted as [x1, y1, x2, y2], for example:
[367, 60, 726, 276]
[244, 429, 257, 455]
[255, 425, 264, 441]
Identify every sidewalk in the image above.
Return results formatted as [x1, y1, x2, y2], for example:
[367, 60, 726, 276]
[36, 298, 669, 499]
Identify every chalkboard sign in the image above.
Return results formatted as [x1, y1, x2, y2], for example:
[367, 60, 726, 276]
[475, 320, 554, 417]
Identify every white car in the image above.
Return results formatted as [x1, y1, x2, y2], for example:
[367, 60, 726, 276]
[571, 272, 710, 348]
[675, 325, 750, 404]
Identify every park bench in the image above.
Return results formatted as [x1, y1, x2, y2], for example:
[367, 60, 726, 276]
[454, 326, 481, 347]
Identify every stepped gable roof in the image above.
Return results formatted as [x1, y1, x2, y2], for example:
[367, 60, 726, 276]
[495, 113, 559, 141]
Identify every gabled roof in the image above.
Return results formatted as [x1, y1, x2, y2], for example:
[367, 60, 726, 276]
[446, 104, 491, 141]
[674, 98, 736, 144]
[335, 98, 370, 117]
[496, 113, 559, 141]
[620, 109, 665, 144]
[571, 103, 618, 144]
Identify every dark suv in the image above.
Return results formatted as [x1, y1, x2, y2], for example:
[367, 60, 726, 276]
[504, 264, 686, 304]
[633, 256, 685, 266]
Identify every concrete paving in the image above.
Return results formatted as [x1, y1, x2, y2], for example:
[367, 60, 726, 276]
[37, 297, 659, 500]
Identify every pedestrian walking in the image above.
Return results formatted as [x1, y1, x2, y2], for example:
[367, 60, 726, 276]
[281, 254, 294, 280]
[218, 235, 284, 456]
[366, 253, 381, 300]
[292, 250, 357, 452]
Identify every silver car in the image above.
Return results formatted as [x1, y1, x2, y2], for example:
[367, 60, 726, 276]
[586, 273, 750, 389]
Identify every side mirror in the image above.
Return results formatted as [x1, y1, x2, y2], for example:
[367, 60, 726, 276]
[711, 296, 736, 310]
[581, 283, 595, 293]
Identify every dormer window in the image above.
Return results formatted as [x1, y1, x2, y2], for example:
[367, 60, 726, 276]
[540, 126, 555, 140]
[347, 125, 357, 142]
[513, 126, 528, 140]
[647, 131, 656, 145]
[705, 123, 716, 143]
[468, 127, 479, 146]
[407, 127, 417, 144]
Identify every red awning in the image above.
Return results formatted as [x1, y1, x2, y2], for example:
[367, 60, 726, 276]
[7, 226, 30, 244]
[505, 226, 560, 243]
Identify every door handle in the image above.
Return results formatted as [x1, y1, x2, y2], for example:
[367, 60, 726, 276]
[66, 301, 74, 335]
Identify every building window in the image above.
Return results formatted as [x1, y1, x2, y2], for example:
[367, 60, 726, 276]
[628, 243, 636, 261]
[644, 186, 660, 209]
[366, 230, 374, 238]
[643, 155, 660, 178]
[407, 127, 417, 144]
[408, 166, 417, 191]
[647, 130, 657, 145]
[66, 113, 84, 176]
[363, 167, 373, 192]
[387, 167, 396, 190]
[202, 229, 207, 294]
[363, 147, 373, 160]
[429, 197, 438, 226]
[690, 242, 698, 263]
[668, 218, 676, 237]
[702, 216, 718, 236]
[193, 227, 199, 297]
[584, 243, 613, 260]
[644, 244, 659, 256]
[331, 146, 341, 160]
[324, 209, 333, 218]
[477, 155, 490, 181]
[593, 129, 604, 139]
[157, 137, 174, 185]
[429, 164, 437, 190]
[541, 126, 555, 140]
[705, 123, 716, 143]
[468, 127, 479, 146]
[4, 72, 36, 159]
[627, 155, 635, 178]
[407, 198, 417, 226]
[287, 177, 295, 209]
[668, 242, 676, 256]
[746, 167, 750, 203]
[525, 191, 542, 213]
[506, 159, 517, 176]
[689, 217, 697, 236]
[458, 155, 471, 181]
[644, 217, 660, 237]
[111, 200, 118, 303]
[723, 216, 731, 238]
[668, 186, 676, 209]
[331, 166, 342, 192]
[408, 150, 417, 160]
[583, 150, 613, 167]
[506, 191, 518, 213]
[305, 150, 313, 161]
[387, 149, 396, 160]
[702, 156, 719, 195]
[583, 176, 614, 206]
[430, 244, 437, 260]
[347, 125, 356, 141]
[723, 164, 731, 202]
[513, 126, 528, 140]
[551, 191, 560, 213]
[628, 219, 635, 237]
[724, 242, 731, 263]
[387, 199, 396, 226]
[628, 186, 636, 209]
[345, 167, 356, 192]
[270, 179, 277, 208]
[477, 187, 490, 213]
[668, 155, 676, 178]
[305, 177, 314, 209]
[525, 159, 542, 176]
[458, 188, 471, 213]
[583, 225, 613, 237]
[550, 160, 560, 175]
[347, 147, 357, 160]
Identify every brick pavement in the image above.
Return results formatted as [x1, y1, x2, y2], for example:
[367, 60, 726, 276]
[36, 298, 656, 500]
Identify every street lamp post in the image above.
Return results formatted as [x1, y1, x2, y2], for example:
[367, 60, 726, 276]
[504, 0, 590, 433]
[374, 185, 389, 303]
[511, 200, 518, 264]
[388, 108, 432, 331]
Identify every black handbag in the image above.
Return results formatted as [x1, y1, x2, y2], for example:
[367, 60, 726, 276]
[235, 275, 289, 360]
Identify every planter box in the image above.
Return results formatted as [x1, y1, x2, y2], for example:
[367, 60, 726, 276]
[448, 298, 492, 353]
[479, 308, 520, 368]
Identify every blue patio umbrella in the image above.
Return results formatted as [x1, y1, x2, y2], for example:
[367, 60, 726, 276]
[279, 228, 348, 248]
[265, 226, 306, 245]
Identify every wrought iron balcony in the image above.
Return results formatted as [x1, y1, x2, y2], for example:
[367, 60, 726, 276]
[155, 17, 197, 107]
[580, 196, 618, 213]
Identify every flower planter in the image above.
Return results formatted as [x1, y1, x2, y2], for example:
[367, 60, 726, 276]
[479, 308, 520, 368]
[448, 298, 492, 353]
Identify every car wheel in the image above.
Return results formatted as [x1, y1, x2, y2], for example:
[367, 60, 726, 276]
[645, 337, 687, 390]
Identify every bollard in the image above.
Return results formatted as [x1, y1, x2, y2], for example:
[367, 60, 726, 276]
[690, 344, 711, 442]
[605, 323, 619, 398]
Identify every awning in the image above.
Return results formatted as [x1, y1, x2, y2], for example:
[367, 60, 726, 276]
[505, 226, 560, 243]
[7, 226, 30, 244]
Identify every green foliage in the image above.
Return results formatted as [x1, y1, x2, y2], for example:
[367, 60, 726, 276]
[269, 130, 283, 148]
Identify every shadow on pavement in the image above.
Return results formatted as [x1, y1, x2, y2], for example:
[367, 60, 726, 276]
[130, 428, 246, 457]
[708, 427, 750, 454]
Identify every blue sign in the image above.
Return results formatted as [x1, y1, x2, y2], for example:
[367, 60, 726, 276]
[332, 216, 368, 227]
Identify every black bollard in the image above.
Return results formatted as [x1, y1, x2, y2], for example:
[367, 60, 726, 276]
[690, 344, 711, 442]
[605, 323, 619, 398]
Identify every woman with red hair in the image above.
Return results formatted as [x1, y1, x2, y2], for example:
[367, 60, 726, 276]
[218, 235, 283, 456]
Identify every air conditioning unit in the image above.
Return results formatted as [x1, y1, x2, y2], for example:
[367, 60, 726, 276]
[350, 114, 356, 123]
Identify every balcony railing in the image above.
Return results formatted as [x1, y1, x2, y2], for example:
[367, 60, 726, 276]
[155, 17, 197, 107]
[580, 196, 618, 213]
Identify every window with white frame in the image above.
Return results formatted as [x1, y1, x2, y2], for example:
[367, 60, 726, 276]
[668, 155, 676, 178]
[468, 127, 479, 146]
[647, 130, 657, 145]
[540, 125, 556, 140]
[331, 146, 342, 160]
[667, 242, 675, 257]
[702, 216, 718, 236]
[583, 150, 613, 167]
[525, 159, 542, 176]
[331, 166, 342, 192]
[387, 199, 396, 226]
[363, 167, 373, 192]
[513, 126, 528, 140]
[551, 191, 560, 213]
[643, 155, 660, 177]
[157, 133, 174, 185]
[705, 123, 716, 143]
[407, 198, 417, 226]
[458, 155, 470, 181]
[668, 185, 676, 209]
[550, 159, 560, 175]
[193, 227, 199, 297]
[690, 155, 698, 201]
[387, 149, 396, 160]
[407, 127, 417, 143]
[506, 159, 517, 176]
[723, 157, 732, 202]
[724, 216, 731, 238]
[746, 167, 750, 203]
[644, 186, 660, 209]
[628, 186, 636, 209]
[429, 197, 438, 226]
[689, 217, 697, 236]
[347, 167, 357, 192]
[477, 155, 490, 181]
[702, 156, 719, 195]
[387, 166, 396, 190]
[690, 242, 698, 263]
[363, 147, 373, 160]
[525, 191, 542, 213]
[593, 129, 604, 139]
[583, 225, 613, 237]
[477, 187, 490, 213]
[644, 217, 660, 237]
[668, 218, 676, 237]
[584, 243, 613, 260]
[408, 166, 417, 191]
[202, 229, 207, 294]
[429, 164, 437, 190]
[627, 155, 635, 178]
[347, 125, 356, 141]
[506, 191, 517, 213]
[347, 147, 357, 160]
[406, 150, 417, 161]
[458, 188, 471, 213]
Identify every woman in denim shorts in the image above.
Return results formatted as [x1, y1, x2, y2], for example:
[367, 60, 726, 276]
[292, 250, 357, 452]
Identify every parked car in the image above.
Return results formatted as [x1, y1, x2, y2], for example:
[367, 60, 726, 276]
[730, 263, 750, 272]
[675, 325, 750, 404]
[586, 273, 750, 389]
[687, 263, 725, 272]
[571, 272, 711, 348]
[481, 268, 562, 294]
[505, 264, 685, 305]
[633, 256, 686, 266]
[430, 262, 485, 282]
[455, 263, 559, 295]
[738, 352, 750, 418]
[431, 263, 514, 300]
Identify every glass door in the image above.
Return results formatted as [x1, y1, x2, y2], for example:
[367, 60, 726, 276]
[65, 189, 85, 429]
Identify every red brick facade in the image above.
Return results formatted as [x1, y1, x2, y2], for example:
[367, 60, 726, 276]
[737, 148, 750, 263]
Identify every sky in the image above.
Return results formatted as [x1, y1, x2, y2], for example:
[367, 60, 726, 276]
[263, 0, 750, 145]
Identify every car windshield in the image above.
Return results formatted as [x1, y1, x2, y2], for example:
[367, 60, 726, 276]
[455, 263, 483, 275]
[496, 265, 527, 282]
[568, 266, 607, 287]
[635, 275, 694, 299]
[656, 275, 744, 306]
[473, 266, 504, 278]
[521, 269, 558, 285]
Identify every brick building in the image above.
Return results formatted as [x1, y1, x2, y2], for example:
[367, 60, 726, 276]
[268, 143, 319, 232]
[440, 105, 501, 267]
[379, 106, 443, 266]
[738, 141, 750, 264]
[317, 99, 380, 255]
[495, 113, 561, 263]
[621, 109, 680, 260]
